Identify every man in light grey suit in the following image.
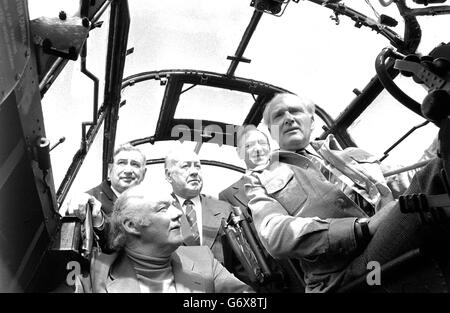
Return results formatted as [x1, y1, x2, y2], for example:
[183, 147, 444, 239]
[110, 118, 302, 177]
[74, 185, 252, 293]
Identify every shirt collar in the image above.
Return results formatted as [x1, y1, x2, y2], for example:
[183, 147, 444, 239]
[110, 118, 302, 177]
[110, 185, 122, 198]
[174, 194, 201, 209]
[246, 161, 270, 175]
[296, 145, 322, 159]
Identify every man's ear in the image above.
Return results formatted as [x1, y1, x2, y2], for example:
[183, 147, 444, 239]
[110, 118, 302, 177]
[165, 168, 172, 183]
[140, 167, 147, 182]
[236, 146, 244, 160]
[123, 219, 141, 235]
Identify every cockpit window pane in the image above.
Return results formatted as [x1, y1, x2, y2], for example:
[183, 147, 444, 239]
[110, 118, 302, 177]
[348, 83, 439, 168]
[117, 80, 166, 143]
[174, 85, 255, 125]
[38, 2, 111, 191]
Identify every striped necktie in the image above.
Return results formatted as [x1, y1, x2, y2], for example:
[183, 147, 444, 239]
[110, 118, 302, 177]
[184, 199, 200, 246]
[297, 149, 375, 216]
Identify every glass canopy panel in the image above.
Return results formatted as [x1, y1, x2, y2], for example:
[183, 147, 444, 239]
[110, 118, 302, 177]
[239, 1, 405, 119]
[174, 85, 255, 125]
[28, 0, 81, 19]
[34, 1, 111, 190]
[124, 0, 252, 78]
[348, 77, 439, 169]
[116, 80, 166, 144]
[60, 124, 104, 209]
[124, 0, 450, 122]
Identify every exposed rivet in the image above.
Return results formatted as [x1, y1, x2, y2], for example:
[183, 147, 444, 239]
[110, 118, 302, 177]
[82, 17, 90, 28]
[59, 11, 67, 20]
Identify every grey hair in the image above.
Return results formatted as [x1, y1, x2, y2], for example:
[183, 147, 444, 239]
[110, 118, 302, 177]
[262, 93, 316, 129]
[236, 124, 270, 149]
[164, 147, 199, 172]
[109, 185, 152, 250]
[113, 143, 147, 166]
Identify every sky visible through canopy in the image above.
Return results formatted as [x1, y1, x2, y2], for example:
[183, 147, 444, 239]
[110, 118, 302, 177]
[28, 0, 448, 199]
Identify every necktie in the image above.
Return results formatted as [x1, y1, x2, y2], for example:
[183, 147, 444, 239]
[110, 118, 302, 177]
[184, 199, 201, 246]
[298, 149, 375, 216]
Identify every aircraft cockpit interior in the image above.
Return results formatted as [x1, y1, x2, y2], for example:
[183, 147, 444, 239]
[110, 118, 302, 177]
[1, 0, 450, 294]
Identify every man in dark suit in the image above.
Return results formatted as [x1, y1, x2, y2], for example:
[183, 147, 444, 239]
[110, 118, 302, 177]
[246, 92, 449, 292]
[74, 185, 252, 293]
[164, 148, 241, 275]
[62, 143, 147, 251]
[219, 125, 305, 292]
[219, 125, 271, 214]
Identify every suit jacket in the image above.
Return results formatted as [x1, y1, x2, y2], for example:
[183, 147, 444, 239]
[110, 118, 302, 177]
[74, 246, 253, 293]
[172, 194, 232, 264]
[172, 193, 251, 284]
[219, 177, 306, 292]
[246, 149, 371, 293]
[219, 177, 249, 215]
[86, 180, 117, 253]
[86, 180, 117, 216]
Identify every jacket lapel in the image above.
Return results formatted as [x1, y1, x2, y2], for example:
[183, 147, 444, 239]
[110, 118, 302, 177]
[172, 249, 207, 293]
[106, 253, 141, 293]
[201, 196, 223, 249]
[231, 178, 249, 208]
[101, 180, 117, 202]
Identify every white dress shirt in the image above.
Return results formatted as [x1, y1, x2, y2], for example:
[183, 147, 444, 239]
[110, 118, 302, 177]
[174, 194, 203, 245]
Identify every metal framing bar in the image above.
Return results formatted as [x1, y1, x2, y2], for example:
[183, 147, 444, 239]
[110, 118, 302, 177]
[101, 0, 131, 179]
[145, 158, 245, 174]
[404, 5, 450, 17]
[379, 120, 430, 162]
[226, 10, 263, 77]
[80, 42, 99, 127]
[383, 159, 430, 177]
[122, 70, 342, 147]
[38, 0, 111, 97]
[307, 0, 404, 50]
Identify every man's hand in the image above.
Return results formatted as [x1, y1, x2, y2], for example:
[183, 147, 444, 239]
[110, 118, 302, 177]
[60, 193, 104, 228]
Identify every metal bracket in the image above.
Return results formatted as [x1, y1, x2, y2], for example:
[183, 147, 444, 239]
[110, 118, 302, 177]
[330, 12, 340, 25]
[227, 55, 252, 63]
[30, 15, 90, 61]
[395, 59, 448, 91]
